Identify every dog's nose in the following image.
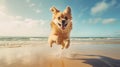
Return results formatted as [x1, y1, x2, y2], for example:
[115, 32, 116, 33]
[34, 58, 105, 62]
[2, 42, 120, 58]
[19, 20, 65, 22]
[62, 20, 65, 24]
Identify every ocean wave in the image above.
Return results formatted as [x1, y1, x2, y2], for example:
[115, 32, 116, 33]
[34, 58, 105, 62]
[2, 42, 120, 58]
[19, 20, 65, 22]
[0, 37, 120, 41]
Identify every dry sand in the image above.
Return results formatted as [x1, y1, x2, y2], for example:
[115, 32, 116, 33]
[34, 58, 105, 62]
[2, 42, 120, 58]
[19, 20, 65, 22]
[0, 41, 120, 67]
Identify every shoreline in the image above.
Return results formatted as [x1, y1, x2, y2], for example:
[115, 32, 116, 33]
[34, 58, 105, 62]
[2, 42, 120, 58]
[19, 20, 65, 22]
[0, 40, 120, 48]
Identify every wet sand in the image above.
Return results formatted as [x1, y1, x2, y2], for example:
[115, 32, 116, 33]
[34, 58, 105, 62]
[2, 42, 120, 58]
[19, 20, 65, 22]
[0, 41, 120, 67]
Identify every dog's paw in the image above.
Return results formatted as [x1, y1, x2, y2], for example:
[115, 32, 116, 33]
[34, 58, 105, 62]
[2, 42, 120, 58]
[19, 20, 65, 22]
[61, 45, 64, 49]
[65, 44, 69, 49]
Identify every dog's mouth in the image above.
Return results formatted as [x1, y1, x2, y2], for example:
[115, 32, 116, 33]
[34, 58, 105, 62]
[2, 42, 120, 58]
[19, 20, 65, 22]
[58, 23, 67, 30]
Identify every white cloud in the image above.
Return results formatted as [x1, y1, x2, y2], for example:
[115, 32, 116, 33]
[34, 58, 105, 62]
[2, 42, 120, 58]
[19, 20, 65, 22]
[35, 9, 41, 13]
[26, 1, 42, 14]
[0, 5, 6, 11]
[91, 0, 116, 15]
[88, 18, 102, 24]
[15, 16, 23, 20]
[102, 18, 116, 24]
[110, 0, 116, 6]
[0, 5, 7, 16]
[91, 1, 109, 15]
[29, 3, 35, 7]
[0, 5, 49, 36]
[86, 18, 116, 24]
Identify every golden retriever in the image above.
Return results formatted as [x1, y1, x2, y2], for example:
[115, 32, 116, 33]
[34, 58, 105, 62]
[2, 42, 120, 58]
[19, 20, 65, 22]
[48, 6, 72, 49]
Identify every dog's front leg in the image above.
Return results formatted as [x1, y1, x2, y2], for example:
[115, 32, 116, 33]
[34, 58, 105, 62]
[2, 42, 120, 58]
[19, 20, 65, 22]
[64, 39, 70, 49]
[48, 37, 54, 47]
[48, 35, 60, 47]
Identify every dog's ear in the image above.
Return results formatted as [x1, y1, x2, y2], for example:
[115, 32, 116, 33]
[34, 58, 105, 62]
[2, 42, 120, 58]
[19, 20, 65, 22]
[64, 6, 71, 14]
[50, 6, 59, 14]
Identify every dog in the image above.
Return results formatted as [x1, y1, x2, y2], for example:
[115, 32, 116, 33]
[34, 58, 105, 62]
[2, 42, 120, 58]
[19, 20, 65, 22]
[48, 6, 72, 49]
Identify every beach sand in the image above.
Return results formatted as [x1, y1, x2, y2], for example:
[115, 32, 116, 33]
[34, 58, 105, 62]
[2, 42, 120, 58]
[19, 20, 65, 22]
[0, 40, 120, 67]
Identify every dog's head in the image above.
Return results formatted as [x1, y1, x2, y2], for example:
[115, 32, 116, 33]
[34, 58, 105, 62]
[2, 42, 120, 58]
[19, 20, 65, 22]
[50, 6, 72, 30]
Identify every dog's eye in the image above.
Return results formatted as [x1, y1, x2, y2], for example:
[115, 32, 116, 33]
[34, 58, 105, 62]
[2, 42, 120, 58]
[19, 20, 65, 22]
[65, 16, 68, 20]
[58, 17, 60, 20]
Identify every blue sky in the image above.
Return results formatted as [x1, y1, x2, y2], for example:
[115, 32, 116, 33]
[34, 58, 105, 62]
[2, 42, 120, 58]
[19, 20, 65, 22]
[0, 0, 120, 37]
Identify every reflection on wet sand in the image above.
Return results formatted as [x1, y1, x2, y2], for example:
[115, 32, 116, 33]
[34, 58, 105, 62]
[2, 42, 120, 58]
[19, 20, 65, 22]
[48, 59, 65, 67]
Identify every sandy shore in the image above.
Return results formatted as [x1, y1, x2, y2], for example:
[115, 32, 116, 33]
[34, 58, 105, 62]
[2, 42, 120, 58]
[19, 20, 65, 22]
[0, 40, 120, 48]
[0, 41, 120, 67]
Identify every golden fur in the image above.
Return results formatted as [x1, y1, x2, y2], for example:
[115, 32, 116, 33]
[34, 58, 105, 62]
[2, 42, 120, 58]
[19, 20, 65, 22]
[48, 6, 72, 49]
